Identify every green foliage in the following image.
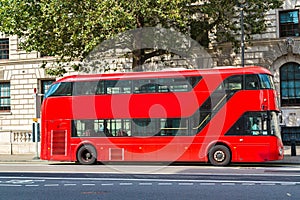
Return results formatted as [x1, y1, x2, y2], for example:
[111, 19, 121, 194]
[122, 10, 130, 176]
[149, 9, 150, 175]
[0, 0, 283, 75]
[45, 66, 67, 77]
[191, 0, 283, 49]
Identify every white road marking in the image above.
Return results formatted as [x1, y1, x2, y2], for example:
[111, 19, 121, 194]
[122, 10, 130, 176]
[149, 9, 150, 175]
[221, 183, 236, 186]
[242, 183, 255, 186]
[281, 183, 297, 186]
[139, 183, 153, 186]
[200, 183, 216, 186]
[101, 183, 114, 186]
[120, 183, 133, 186]
[64, 184, 77, 186]
[6, 180, 34, 184]
[44, 184, 59, 187]
[0, 184, 22, 187]
[178, 183, 194, 186]
[158, 183, 172, 185]
[0, 180, 298, 187]
[0, 176, 299, 187]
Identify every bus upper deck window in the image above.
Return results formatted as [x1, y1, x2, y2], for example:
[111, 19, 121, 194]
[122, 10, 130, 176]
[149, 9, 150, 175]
[73, 81, 98, 95]
[45, 82, 72, 97]
[217, 75, 242, 91]
[245, 74, 259, 90]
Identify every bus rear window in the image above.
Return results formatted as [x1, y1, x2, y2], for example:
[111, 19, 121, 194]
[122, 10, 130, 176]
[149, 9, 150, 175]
[44, 82, 72, 98]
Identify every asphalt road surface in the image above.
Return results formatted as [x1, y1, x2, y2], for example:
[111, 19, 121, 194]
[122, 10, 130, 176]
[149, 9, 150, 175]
[0, 163, 299, 199]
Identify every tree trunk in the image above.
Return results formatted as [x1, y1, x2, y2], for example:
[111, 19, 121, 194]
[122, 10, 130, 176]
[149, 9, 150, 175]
[132, 49, 146, 71]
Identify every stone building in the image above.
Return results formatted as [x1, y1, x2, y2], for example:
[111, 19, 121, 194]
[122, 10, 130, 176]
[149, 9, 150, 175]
[0, 34, 58, 154]
[1, 0, 300, 154]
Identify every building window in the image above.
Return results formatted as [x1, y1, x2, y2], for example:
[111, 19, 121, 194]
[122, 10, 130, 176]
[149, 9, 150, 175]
[41, 80, 55, 102]
[0, 39, 9, 59]
[279, 10, 299, 37]
[280, 62, 300, 106]
[0, 82, 10, 111]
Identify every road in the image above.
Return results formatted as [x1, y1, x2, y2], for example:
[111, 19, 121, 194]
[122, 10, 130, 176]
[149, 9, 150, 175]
[0, 163, 299, 200]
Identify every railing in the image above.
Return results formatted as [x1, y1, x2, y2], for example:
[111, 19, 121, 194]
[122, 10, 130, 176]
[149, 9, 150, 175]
[11, 131, 32, 143]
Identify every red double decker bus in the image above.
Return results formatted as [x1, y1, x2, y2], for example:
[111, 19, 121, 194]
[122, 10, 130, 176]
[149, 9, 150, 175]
[40, 66, 284, 166]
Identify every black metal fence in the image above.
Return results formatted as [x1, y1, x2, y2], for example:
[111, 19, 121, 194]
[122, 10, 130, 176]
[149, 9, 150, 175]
[281, 127, 300, 145]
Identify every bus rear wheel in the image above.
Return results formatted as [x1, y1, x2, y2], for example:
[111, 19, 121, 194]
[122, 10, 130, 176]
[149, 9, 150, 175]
[77, 144, 97, 165]
[208, 145, 231, 166]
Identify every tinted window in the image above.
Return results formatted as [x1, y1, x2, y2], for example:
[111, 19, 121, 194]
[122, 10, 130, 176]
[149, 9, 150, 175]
[226, 112, 272, 136]
[46, 76, 202, 97]
[72, 118, 188, 137]
[133, 77, 201, 93]
[259, 74, 274, 89]
[217, 75, 242, 91]
[73, 81, 99, 95]
[45, 82, 72, 97]
[106, 80, 132, 94]
[245, 74, 259, 90]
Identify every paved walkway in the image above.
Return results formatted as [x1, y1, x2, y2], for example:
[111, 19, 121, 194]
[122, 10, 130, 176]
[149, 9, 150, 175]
[0, 146, 299, 164]
[0, 154, 47, 163]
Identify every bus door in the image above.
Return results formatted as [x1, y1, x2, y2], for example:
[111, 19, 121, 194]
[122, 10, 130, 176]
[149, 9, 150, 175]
[47, 119, 71, 160]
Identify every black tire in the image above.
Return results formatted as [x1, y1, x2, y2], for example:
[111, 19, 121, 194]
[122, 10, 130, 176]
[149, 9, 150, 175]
[77, 144, 97, 165]
[208, 145, 231, 166]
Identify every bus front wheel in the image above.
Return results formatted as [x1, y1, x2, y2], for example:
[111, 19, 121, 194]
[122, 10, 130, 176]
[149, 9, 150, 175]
[77, 144, 97, 165]
[208, 145, 231, 166]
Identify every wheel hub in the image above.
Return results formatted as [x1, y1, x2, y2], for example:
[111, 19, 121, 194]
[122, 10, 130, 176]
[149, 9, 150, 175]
[214, 150, 225, 162]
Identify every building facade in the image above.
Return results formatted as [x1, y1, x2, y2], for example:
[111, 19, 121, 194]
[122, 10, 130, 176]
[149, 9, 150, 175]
[0, 0, 300, 154]
[0, 34, 58, 154]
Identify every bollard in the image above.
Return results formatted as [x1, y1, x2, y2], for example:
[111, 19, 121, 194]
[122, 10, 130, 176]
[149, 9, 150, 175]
[291, 137, 296, 156]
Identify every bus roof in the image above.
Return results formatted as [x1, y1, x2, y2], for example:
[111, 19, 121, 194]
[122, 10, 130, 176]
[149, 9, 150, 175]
[55, 66, 271, 83]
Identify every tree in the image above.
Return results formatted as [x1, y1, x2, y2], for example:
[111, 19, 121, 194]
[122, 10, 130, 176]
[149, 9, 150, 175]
[191, 0, 283, 50]
[0, 0, 283, 75]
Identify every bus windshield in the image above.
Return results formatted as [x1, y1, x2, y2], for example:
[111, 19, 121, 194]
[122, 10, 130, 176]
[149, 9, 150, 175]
[258, 74, 275, 89]
[270, 111, 281, 139]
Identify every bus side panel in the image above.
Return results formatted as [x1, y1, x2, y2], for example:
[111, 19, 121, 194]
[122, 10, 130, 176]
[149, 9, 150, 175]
[225, 136, 282, 162]
[68, 137, 202, 162]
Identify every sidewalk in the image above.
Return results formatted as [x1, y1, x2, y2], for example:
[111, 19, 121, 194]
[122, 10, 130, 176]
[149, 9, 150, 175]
[0, 154, 45, 163]
[0, 146, 299, 164]
[270, 145, 300, 165]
